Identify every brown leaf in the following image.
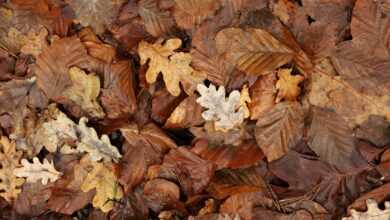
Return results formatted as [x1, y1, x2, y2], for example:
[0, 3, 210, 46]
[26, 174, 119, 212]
[138, 0, 174, 37]
[119, 123, 177, 193]
[111, 187, 149, 220]
[14, 182, 52, 217]
[191, 140, 264, 170]
[165, 95, 204, 129]
[207, 166, 268, 200]
[377, 148, 390, 182]
[355, 115, 390, 147]
[216, 28, 294, 76]
[0, 77, 35, 114]
[275, 68, 304, 102]
[248, 72, 276, 120]
[308, 107, 368, 171]
[148, 147, 215, 195]
[255, 102, 304, 162]
[66, 0, 123, 34]
[152, 88, 186, 124]
[173, 0, 221, 30]
[34, 37, 90, 100]
[143, 178, 180, 213]
[79, 28, 117, 63]
[101, 61, 137, 119]
[347, 183, 390, 213]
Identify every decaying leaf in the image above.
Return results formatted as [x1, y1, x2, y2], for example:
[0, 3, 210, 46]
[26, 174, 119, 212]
[216, 28, 294, 75]
[275, 68, 304, 102]
[196, 83, 250, 131]
[80, 160, 123, 212]
[255, 101, 304, 161]
[342, 199, 390, 220]
[63, 67, 105, 118]
[77, 117, 122, 162]
[0, 136, 24, 202]
[143, 178, 180, 212]
[66, 0, 123, 34]
[138, 38, 205, 96]
[14, 157, 62, 185]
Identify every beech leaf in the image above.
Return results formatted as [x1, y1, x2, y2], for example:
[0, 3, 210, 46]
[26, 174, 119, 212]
[138, 0, 174, 37]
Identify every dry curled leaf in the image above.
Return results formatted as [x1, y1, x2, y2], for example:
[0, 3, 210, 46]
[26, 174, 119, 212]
[14, 157, 62, 185]
[0, 136, 24, 202]
[255, 101, 304, 162]
[63, 67, 105, 119]
[216, 28, 294, 76]
[138, 38, 205, 96]
[275, 68, 304, 102]
[342, 199, 390, 220]
[80, 160, 123, 213]
[196, 84, 250, 131]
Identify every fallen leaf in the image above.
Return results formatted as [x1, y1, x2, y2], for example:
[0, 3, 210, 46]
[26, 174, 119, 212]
[172, 0, 221, 30]
[248, 72, 277, 120]
[196, 83, 250, 131]
[143, 178, 180, 212]
[308, 107, 368, 171]
[80, 160, 123, 212]
[138, 0, 174, 37]
[34, 37, 90, 100]
[343, 199, 390, 220]
[138, 38, 205, 96]
[14, 157, 62, 185]
[0, 136, 24, 202]
[63, 67, 105, 119]
[79, 27, 116, 63]
[215, 28, 294, 76]
[275, 68, 304, 102]
[165, 95, 204, 129]
[347, 183, 390, 213]
[355, 115, 390, 147]
[66, 0, 123, 34]
[101, 61, 137, 119]
[20, 26, 48, 57]
[110, 187, 149, 220]
[151, 88, 186, 124]
[255, 102, 304, 162]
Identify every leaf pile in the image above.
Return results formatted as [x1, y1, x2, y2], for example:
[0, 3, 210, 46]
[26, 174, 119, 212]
[0, 0, 389, 219]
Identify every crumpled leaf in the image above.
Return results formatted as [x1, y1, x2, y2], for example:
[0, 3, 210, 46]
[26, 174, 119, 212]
[138, 0, 174, 37]
[77, 117, 122, 162]
[79, 27, 116, 63]
[63, 67, 105, 119]
[14, 157, 62, 185]
[275, 68, 304, 102]
[80, 160, 123, 213]
[138, 38, 205, 96]
[35, 37, 90, 100]
[342, 199, 390, 220]
[173, 0, 221, 29]
[196, 83, 250, 131]
[66, 0, 123, 34]
[216, 28, 294, 76]
[143, 178, 180, 213]
[0, 136, 24, 202]
[255, 102, 304, 162]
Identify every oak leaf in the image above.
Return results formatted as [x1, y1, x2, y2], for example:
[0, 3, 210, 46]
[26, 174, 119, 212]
[80, 161, 123, 212]
[0, 136, 24, 202]
[138, 38, 205, 96]
[216, 28, 294, 75]
[63, 67, 105, 119]
[66, 0, 123, 34]
[196, 84, 250, 131]
[255, 102, 304, 161]
[275, 68, 304, 102]
[14, 157, 62, 185]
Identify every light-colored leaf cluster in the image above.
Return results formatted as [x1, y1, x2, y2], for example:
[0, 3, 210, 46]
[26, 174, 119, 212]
[0, 137, 25, 202]
[34, 108, 121, 162]
[13, 157, 61, 185]
[196, 83, 250, 131]
[343, 199, 390, 220]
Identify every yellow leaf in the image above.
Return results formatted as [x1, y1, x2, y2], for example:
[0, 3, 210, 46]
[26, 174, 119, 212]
[80, 161, 123, 212]
[63, 67, 105, 118]
[275, 68, 304, 102]
[0, 136, 25, 202]
[138, 38, 205, 96]
[240, 85, 251, 118]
